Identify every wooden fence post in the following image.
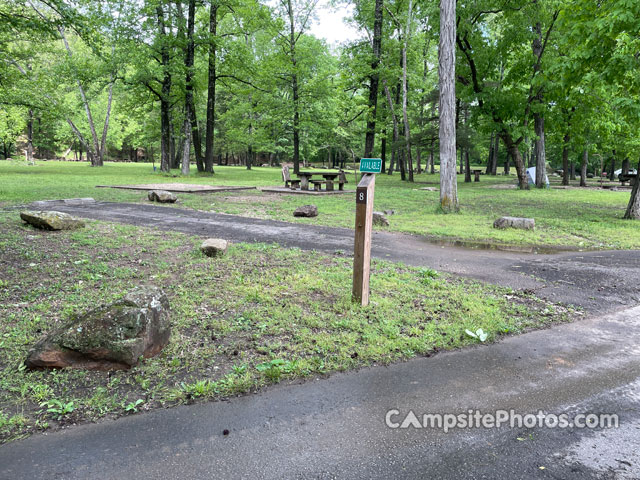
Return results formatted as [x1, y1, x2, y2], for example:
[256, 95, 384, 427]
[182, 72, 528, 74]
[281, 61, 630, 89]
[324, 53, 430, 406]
[352, 173, 376, 306]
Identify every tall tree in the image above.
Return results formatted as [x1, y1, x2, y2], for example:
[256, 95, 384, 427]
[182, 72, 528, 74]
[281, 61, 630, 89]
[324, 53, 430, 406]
[363, 0, 383, 159]
[438, 0, 457, 211]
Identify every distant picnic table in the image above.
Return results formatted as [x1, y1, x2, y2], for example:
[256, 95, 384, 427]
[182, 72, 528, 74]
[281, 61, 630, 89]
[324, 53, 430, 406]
[618, 173, 638, 186]
[281, 166, 348, 191]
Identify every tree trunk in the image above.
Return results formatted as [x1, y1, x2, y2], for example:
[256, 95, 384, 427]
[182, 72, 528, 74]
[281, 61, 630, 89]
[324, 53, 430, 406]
[204, 3, 218, 174]
[384, 81, 401, 179]
[363, 0, 383, 158]
[609, 153, 616, 181]
[26, 109, 34, 165]
[182, 117, 191, 175]
[464, 148, 471, 182]
[401, 0, 414, 181]
[491, 133, 499, 175]
[486, 132, 494, 174]
[570, 162, 576, 180]
[580, 148, 588, 187]
[285, 0, 302, 174]
[429, 140, 435, 174]
[381, 131, 387, 173]
[439, 0, 458, 211]
[157, 5, 172, 173]
[624, 158, 640, 219]
[60, 28, 104, 166]
[534, 112, 546, 187]
[185, 0, 201, 172]
[532, 20, 546, 188]
[562, 132, 570, 185]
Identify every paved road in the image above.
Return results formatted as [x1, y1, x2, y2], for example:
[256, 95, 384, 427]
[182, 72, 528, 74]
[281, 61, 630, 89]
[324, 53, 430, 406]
[2, 200, 639, 479]
[29, 200, 640, 313]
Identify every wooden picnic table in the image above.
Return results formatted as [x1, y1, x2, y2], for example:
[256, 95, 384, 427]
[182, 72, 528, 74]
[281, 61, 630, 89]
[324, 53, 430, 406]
[296, 171, 343, 191]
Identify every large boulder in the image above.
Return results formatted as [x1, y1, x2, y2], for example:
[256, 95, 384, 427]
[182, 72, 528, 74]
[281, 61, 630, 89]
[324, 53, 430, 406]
[148, 190, 177, 203]
[25, 286, 171, 371]
[493, 216, 535, 230]
[372, 211, 390, 227]
[293, 205, 318, 217]
[20, 210, 85, 231]
[201, 238, 228, 257]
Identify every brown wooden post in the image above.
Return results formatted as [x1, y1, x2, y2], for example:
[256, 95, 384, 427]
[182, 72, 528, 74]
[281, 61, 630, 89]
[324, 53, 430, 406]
[352, 174, 376, 306]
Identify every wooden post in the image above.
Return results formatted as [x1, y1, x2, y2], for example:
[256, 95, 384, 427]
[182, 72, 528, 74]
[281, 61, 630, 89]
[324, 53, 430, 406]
[352, 174, 376, 306]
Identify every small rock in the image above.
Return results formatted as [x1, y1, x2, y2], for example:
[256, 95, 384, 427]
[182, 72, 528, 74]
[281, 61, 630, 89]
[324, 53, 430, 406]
[20, 210, 85, 231]
[25, 286, 171, 370]
[383, 209, 395, 216]
[148, 190, 177, 203]
[493, 216, 535, 230]
[420, 187, 438, 192]
[372, 211, 390, 227]
[201, 238, 228, 257]
[293, 205, 318, 217]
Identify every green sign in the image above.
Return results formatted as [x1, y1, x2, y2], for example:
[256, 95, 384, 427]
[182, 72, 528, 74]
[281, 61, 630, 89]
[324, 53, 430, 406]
[359, 158, 382, 174]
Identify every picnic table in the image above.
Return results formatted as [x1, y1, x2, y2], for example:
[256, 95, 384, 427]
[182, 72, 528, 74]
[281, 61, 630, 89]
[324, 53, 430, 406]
[618, 173, 638, 186]
[296, 171, 345, 191]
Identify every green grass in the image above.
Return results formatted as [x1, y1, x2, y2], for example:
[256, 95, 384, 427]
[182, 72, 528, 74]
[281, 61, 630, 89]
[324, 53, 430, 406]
[0, 159, 636, 249]
[0, 213, 574, 443]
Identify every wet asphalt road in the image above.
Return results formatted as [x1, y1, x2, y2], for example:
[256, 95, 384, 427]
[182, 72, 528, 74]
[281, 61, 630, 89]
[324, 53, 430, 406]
[1, 200, 639, 479]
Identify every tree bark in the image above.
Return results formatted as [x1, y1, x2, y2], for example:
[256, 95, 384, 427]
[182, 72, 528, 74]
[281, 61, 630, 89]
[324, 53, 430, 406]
[485, 132, 494, 175]
[184, 0, 198, 173]
[156, 5, 172, 173]
[401, 0, 414, 181]
[381, 131, 387, 173]
[491, 132, 499, 175]
[26, 109, 34, 165]
[534, 112, 546, 187]
[562, 132, 570, 185]
[609, 152, 616, 181]
[383, 81, 401, 179]
[204, 2, 218, 174]
[580, 148, 588, 187]
[624, 158, 640, 219]
[464, 148, 471, 183]
[363, 0, 383, 158]
[438, 0, 458, 211]
[286, 0, 302, 174]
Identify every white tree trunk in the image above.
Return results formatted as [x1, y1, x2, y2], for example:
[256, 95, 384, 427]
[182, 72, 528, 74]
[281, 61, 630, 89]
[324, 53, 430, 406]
[438, 0, 458, 211]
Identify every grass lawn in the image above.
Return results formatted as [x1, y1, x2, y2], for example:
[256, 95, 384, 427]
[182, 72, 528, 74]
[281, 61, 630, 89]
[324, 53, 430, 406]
[0, 159, 637, 250]
[0, 213, 575, 444]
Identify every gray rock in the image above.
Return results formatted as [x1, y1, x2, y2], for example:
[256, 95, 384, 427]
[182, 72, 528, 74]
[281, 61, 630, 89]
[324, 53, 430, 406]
[148, 190, 177, 203]
[373, 211, 390, 227]
[420, 187, 438, 192]
[20, 210, 85, 231]
[201, 238, 228, 257]
[25, 286, 171, 370]
[493, 216, 535, 230]
[293, 205, 318, 217]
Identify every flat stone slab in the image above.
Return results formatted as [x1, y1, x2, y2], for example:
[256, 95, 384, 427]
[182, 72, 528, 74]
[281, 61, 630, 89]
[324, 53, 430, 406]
[97, 184, 256, 193]
[20, 210, 85, 231]
[31, 198, 96, 208]
[260, 187, 355, 195]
